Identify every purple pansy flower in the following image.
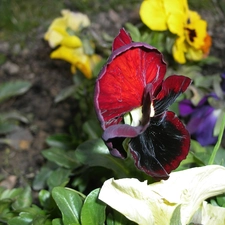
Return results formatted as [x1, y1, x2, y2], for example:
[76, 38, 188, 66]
[179, 95, 221, 146]
[94, 28, 191, 179]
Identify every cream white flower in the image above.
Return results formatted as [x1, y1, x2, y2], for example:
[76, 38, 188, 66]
[99, 165, 225, 225]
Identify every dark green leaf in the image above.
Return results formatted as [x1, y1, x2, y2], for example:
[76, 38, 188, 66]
[52, 187, 83, 225]
[81, 188, 106, 225]
[32, 165, 54, 191]
[47, 168, 71, 191]
[46, 134, 74, 149]
[42, 148, 79, 169]
[0, 187, 23, 200]
[82, 119, 102, 139]
[75, 139, 147, 179]
[0, 80, 32, 103]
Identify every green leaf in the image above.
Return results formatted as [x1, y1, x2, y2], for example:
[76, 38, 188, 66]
[75, 139, 129, 178]
[81, 188, 106, 225]
[52, 187, 83, 225]
[32, 166, 53, 191]
[0, 111, 29, 124]
[8, 212, 33, 225]
[46, 134, 74, 149]
[11, 186, 32, 210]
[42, 148, 79, 169]
[0, 80, 32, 103]
[54, 85, 76, 103]
[47, 168, 71, 191]
[0, 187, 23, 200]
[52, 218, 63, 225]
[82, 119, 102, 139]
[0, 122, 18, 134]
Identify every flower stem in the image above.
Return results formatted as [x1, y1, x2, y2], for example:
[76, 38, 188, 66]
[208, 113, 225, 165]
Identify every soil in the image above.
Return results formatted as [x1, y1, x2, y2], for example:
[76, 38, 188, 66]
[0, 6, 225, 189]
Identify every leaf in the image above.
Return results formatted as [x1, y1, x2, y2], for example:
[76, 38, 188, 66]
[52, 218, 63, 225]
[11, 186, 32, 210]
[0, 80, 32, 103]
[42, 148, 79, 169]
[47, 168, 71, 191]
[54, 85, 76, 103]
[52, 187, 83, 225]
[82, 119, 102, 139]
[75, 139, 150, 180]
[32, 165, 54, 191]
[8, 212, 33, 225]
[46, 134, 74, 149]
[0, 122, 18, 134]
[81, 188, 106, 225]
[74, 139, 130, 178]
[0, 111, 29, 124]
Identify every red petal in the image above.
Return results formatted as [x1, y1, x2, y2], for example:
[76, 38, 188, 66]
[112, 28, 132, 51]
[153, 75, 192, 115]
[94, 43, 166, 129]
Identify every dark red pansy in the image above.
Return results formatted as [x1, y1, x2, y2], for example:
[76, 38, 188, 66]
[94, 28, 192, 180]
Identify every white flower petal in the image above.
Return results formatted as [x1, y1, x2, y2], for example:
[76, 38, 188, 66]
[99, 165, 225, 225]
[149, 165, 225, 224]
[191, 201, 225, 225]
[99, 178, 178, 225]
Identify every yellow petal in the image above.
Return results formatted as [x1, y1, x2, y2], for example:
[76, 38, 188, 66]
[185, 11, 207, 49]
[44, 17, 68, 47]
[185, 46, 203, 61]
[50, 46, 77, 64]
[44, 30, 64, 48]
[61, 9, 90, 31]
[172, 36, 187, 64]
[139, 0, 167, 31]
[164, 0, 189, 36]
[61, 36, 82, 48]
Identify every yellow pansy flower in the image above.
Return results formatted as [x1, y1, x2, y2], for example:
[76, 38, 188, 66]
[99, 165, 225, 225]
[140, 0, 211, 63]
[44, 10, 90, 48]
[50, 46, 101, 79]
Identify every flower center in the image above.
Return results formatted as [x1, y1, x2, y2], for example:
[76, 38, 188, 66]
[124, 103, 155, 127]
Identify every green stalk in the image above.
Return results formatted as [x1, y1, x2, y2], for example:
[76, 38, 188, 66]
[208, 114, 225, 165]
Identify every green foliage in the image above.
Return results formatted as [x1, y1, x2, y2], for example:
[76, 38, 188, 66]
[0, 80, 32, 103]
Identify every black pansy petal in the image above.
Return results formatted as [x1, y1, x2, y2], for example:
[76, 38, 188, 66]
[129, 111, 190, 179]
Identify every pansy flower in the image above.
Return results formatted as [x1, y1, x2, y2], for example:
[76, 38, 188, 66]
[139, 0, 212, 64]
[94, 28, 191, 179]
[99, 165, 225, 225]
[44, 10, 101, 79]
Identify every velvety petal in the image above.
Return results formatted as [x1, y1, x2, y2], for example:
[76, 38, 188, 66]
[102, 124, 147, 158]
[94, 42, 166, 129]
[154, 75, 192, 115]
[179, 99, 195, 116]
[129, 111, 190, 179]
[139, 0, 167, 31]
[187, 107, 218, 146]
[112, 28, 132, 51]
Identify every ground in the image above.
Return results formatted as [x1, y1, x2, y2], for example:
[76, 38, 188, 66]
[0, 1, 225, 189]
